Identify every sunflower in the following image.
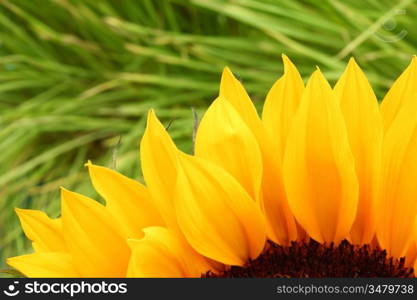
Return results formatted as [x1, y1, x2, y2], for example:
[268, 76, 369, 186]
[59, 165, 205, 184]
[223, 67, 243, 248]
[7, 56, 417, 278]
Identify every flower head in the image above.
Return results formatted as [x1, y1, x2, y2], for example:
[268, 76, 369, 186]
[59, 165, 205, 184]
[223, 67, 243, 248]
[8, 56, 417, 277]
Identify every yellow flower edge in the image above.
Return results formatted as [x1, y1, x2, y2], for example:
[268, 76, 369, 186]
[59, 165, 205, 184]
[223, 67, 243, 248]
[7, 56, 417, 278]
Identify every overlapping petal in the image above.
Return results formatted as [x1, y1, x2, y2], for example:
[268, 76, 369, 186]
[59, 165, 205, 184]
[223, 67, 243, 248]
[283, 69, 358, 244]
[220, 67, 264, 137]
[87, 162, 164, 238]
[262, 55, 304, 161]
[15, 208, 66, 253]
[220, 66, 297, 245]
[380, 57, 417, 132]
[140, 110, 179, 229]
[377, 96, 417, 257]
[61, 188, 130, 277]
[195, 96, 262, 201]
[7, 253, 78, 278]
[174, 153, 266, 266]
[127, 227, 210, 278]
[334, 58, 382, 244]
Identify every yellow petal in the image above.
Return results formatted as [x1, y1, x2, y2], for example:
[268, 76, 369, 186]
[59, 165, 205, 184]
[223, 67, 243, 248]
[195, 96, 262, 200]
[333, 58, 383, 244]
[262, 55, 304, 161]
[380, 56, 417, 132]
[61, 188, 130, 277]
[127, 227, 211, 278]
[377, 100, 417, 257]
[32, 242, 43, 252]
[258, 148, 298, 245]
[140, 109, 179, 229]
[175, 153, 266, 266]
[220, 66, 297, 245]
[283, 69, 359, 244]
[87, 162, 164, 238]
[7, 252, 78, 277]
[220, 67, 263, 136]
[15, 208, 66, 252]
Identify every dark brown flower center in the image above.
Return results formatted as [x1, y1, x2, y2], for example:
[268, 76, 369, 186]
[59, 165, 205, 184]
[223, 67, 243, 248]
[205, 240, 414, 278]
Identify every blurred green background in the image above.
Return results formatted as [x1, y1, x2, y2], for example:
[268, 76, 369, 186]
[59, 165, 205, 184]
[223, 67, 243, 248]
[1, 0, 416, 274]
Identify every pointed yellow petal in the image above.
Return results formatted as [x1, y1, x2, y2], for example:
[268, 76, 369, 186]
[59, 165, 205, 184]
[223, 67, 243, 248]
[220, 67, 263, 135]
[220, 66, 297, 245]
[61, 188, 130, 277]
[283, 69, 359, 244]
[87, 162, 164, 238]
[195, 97, 262, 200]
[258, 57, 305, 245]
[7, 253, 78, 277]
[334, 58, 383, 244]
[377, 98, 417, 257]
[262, 55, 304, 161]
[140, 110, 179, 229]
[127, 227, 211, 278]
[175, 153, 266, 266]
[380, 57, 417, 132]
[15, 208, 66, 253]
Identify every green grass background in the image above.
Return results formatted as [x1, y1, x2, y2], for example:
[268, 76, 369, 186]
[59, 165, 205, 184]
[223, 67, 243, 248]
[1, 0, 417, 275]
